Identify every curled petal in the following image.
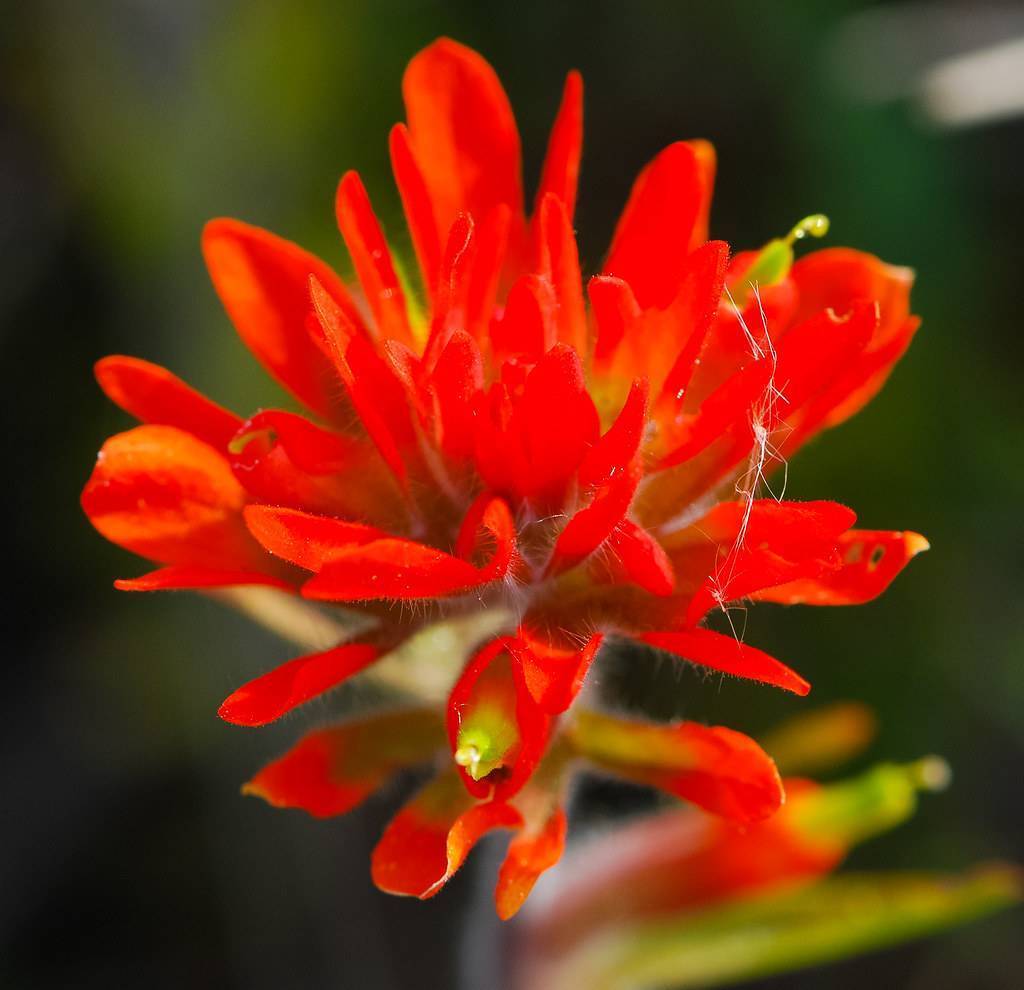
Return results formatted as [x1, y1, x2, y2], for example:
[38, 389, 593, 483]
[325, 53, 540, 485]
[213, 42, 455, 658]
[95, 356, 242, 451]
[244, 708, 444, 817]
[513, 634, 603, 714]
[218, 642, 379, 727]
[568, 709, 783, 823]
[231, 411, 360, 475]
[753, 529, 929, 606]
[81, 424, 264, 572]
[202, 219, 363, 419]
[641, 628, 810, 696]
[371, 770, 521, 898]
[668, 500, 857, 621]
[496, 806, 567, 920]
[454, 493, 518, 579]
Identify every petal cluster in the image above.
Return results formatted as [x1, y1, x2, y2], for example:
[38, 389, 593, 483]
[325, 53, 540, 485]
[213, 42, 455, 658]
[82, 38, 926, 915]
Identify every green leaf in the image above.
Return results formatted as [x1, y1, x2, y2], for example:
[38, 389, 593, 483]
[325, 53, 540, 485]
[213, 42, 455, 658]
[534, 867, 1021, 990]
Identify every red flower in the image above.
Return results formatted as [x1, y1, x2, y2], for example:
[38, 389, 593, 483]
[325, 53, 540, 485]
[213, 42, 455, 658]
[82, 38, 926, 916]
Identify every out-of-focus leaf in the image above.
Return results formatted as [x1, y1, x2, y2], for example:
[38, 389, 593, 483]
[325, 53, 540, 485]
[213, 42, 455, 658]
[527, 867, 1021, 990]
[522, 759, 944, 954]
[760, 701, 877, 776]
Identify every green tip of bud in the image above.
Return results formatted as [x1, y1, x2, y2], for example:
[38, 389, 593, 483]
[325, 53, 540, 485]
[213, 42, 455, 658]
[454, 722, 515, 781]
[910, 755, 952, 793]
[786, 213, 830, 244]
[227, 428, 274, 455]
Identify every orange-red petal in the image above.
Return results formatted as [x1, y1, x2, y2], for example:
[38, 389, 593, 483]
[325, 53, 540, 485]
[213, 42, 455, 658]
[604, 141, 713, 309]
[448, 638, 552, 800]
[218, 642, 380, 727]
[95, 356, 242, 450]
[244, 708, 444, 817]
[81, 424, 265, 572]
[202, 218, 363, 419]
[335, 171, 413, 345]
[641, 628, 810, 696]
[513, 634, 603, 714]
[243, 504, 388, 572]
[371, 770, 521, 898]
[114, 564, 291, 592]
[534, 70, 583, 219]
[402, 38, 523, 242]
[495, 806, 567, 920]
[754, 529, 929, 606]
[569, 709, 783, 823]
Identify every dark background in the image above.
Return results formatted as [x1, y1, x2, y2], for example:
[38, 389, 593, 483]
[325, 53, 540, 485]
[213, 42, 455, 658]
[2, 1, 1021, 987]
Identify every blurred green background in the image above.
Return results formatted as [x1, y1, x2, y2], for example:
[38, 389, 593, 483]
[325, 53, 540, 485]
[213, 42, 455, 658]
[1, 0, 1021, 987]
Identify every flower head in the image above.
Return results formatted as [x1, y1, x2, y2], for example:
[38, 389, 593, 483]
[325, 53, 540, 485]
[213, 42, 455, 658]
[82, 38, 926, 916]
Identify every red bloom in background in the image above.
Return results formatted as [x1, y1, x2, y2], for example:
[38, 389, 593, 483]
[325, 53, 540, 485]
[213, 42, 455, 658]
[82, 38, 927, 916]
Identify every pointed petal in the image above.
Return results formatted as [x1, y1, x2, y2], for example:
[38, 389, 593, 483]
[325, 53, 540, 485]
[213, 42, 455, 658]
[335, 171, 413, 344]
[590, 275, 641, 364]
[754, 529, 929, 606]
[602, 520, 676, 596]
[95, 356, 242, 450]
[535, 194, 587, 353]
[114, 564, 291, 592]
[310, 275, 415, 484]
[244, 708, 444, 817]
[604, 142, 713, 309]
[641, 628, 810, 696]
[202, 218, 363, 418]
[390, 123, 442, 296]
[430, 329, 485, 461]
[534, 70, 583, 219]
[548, 467, 640, 575]
[371, 770, 522, 898]
[496, 806, 567, 920]
[402, 38, 523, 240]
[81, 424, 263, 572]
[422, 214, 477, 367]
[218, 641, 379, 726]
[569, 709, 783, 823]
